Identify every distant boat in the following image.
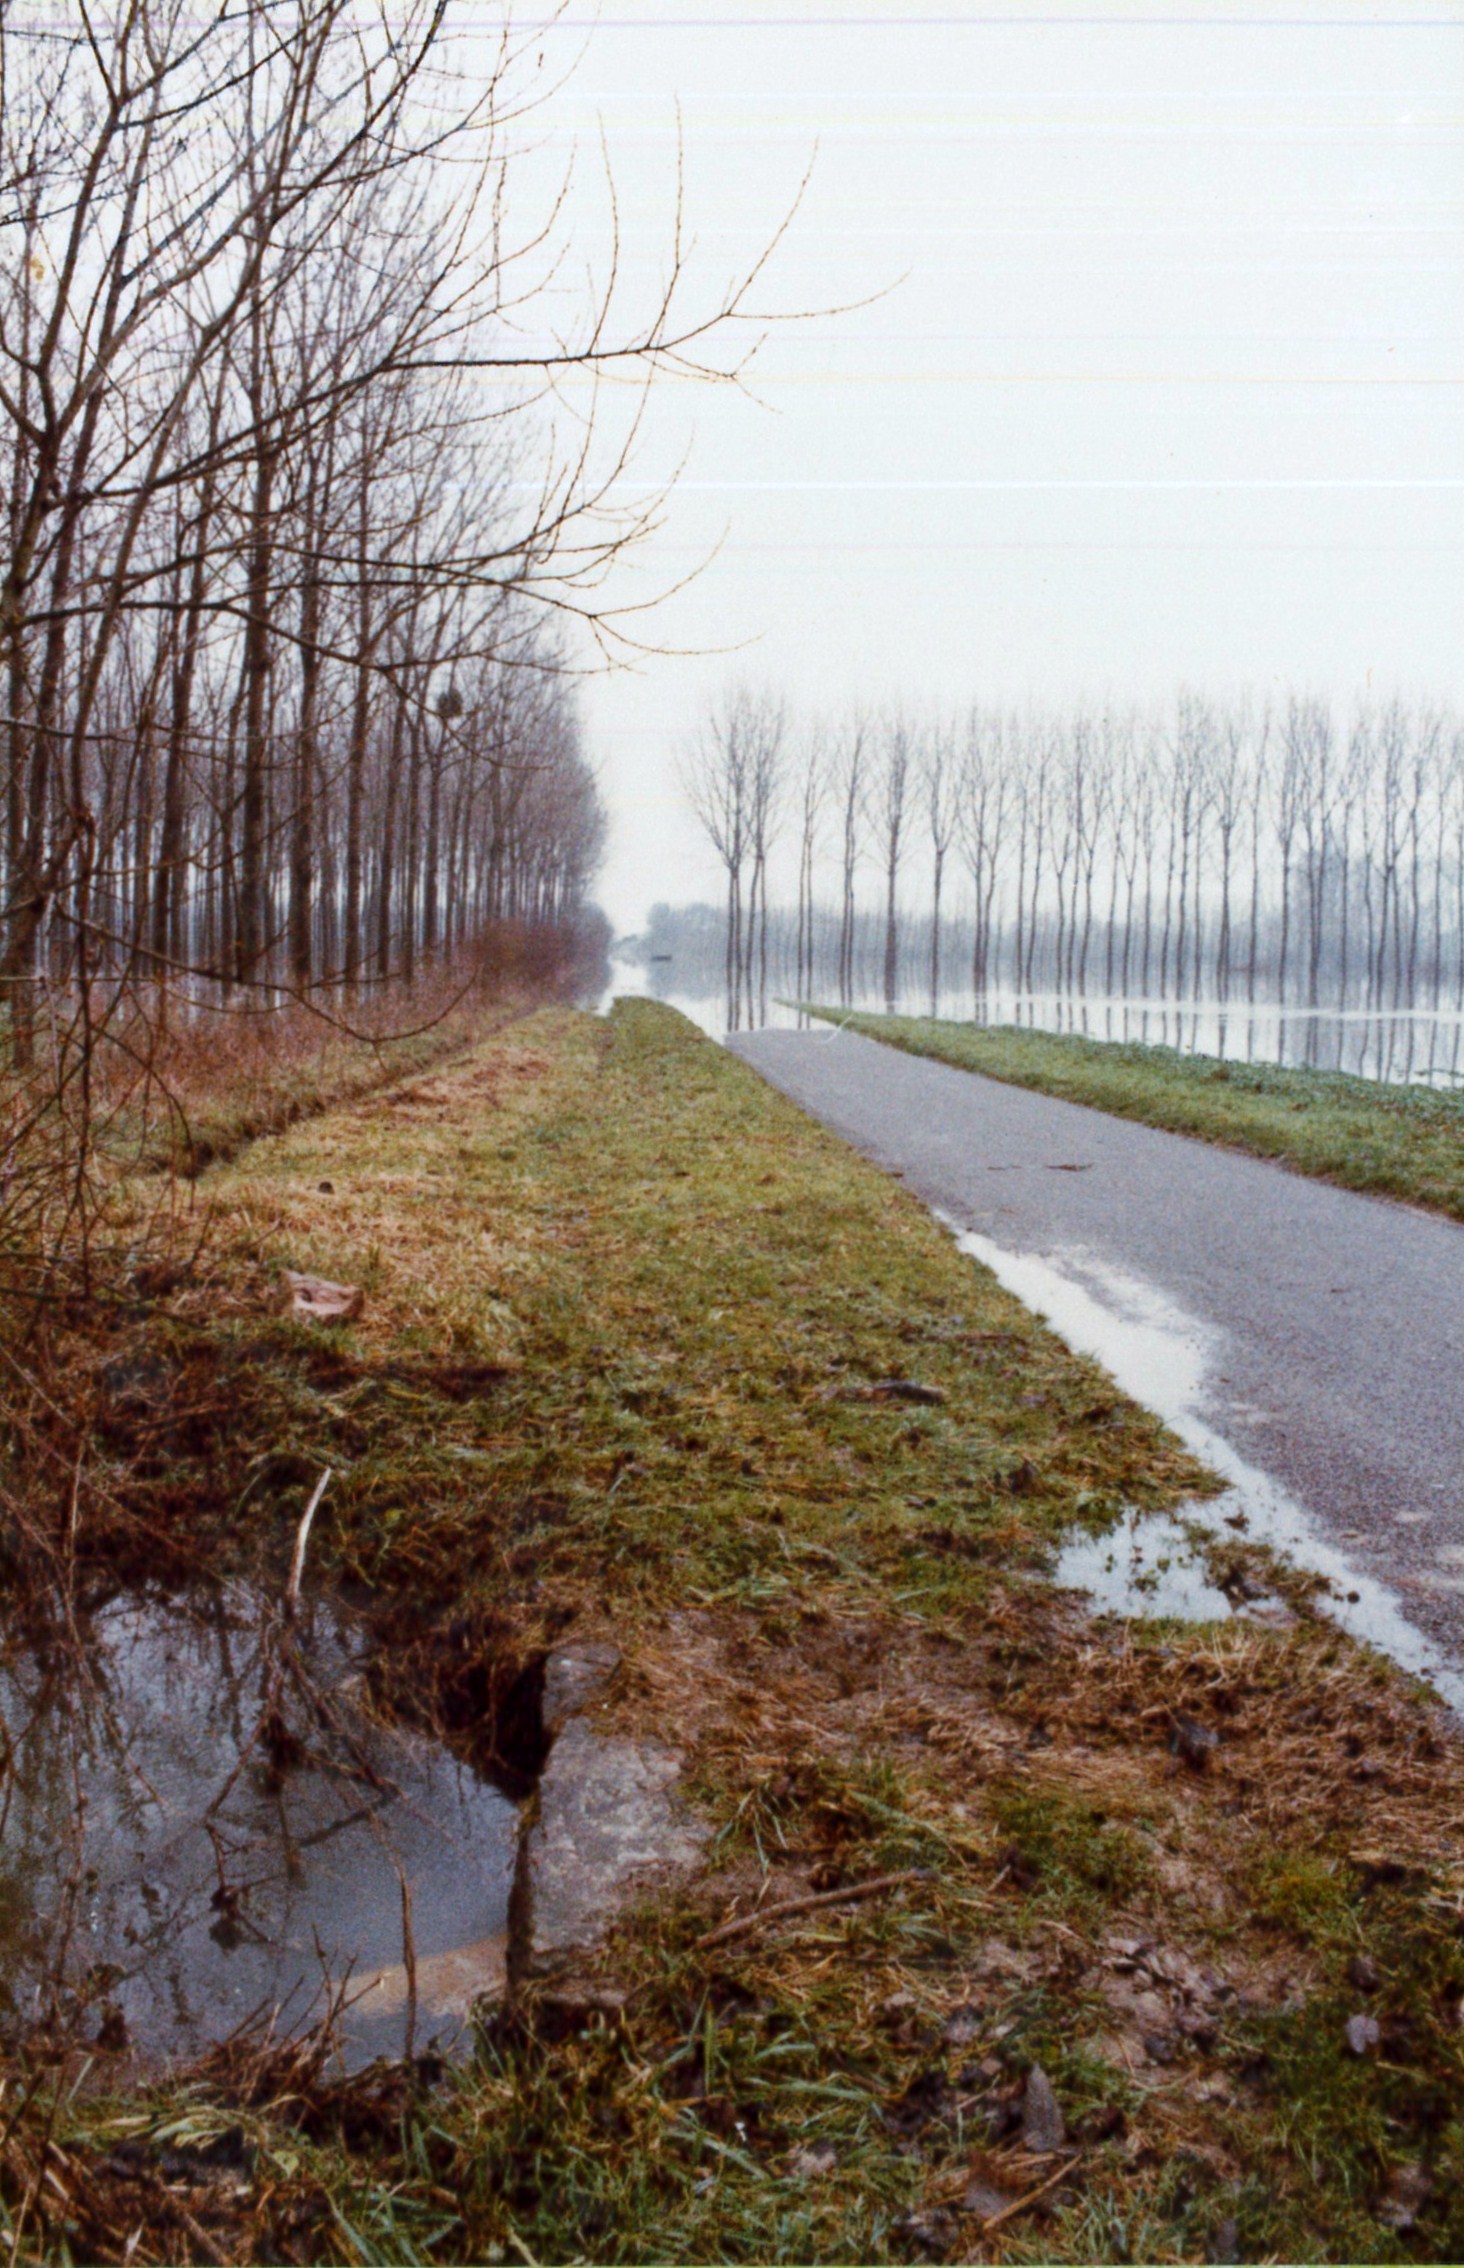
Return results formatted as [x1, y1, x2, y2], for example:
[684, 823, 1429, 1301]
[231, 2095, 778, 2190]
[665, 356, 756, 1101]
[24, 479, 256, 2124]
[650, 953, 673, 963]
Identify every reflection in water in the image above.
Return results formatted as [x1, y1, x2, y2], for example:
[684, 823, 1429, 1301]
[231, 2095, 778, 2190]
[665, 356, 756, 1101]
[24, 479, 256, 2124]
[1053, 1511, 1237, 1624]
[598, 957, 805, 1041]
[604, 955, 1464, 1087]
[0, 1591, 517, 2069]
[946, 1222, 1464, 1713]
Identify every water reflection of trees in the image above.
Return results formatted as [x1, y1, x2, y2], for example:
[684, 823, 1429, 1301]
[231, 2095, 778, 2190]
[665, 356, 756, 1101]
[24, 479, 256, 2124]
[0, 1596, 514, 2065]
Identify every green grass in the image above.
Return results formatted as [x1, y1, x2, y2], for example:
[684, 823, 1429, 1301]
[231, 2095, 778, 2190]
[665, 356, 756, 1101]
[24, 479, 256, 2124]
[988, 1781, 1151, 1912]
[808, 1010, 1464, 1220]
[12, 1001, 1464, 2264]
[115, 999, 1201, 1619]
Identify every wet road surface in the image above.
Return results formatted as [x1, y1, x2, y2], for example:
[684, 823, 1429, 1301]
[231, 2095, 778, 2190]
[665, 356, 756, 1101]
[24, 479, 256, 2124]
[729, 1026, 1464, 1684]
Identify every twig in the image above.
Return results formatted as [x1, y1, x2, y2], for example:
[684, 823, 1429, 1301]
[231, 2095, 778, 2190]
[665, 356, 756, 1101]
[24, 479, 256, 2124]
[173, 2203, 230, 2267]
[397, 1861, 418, 2063]
[979, 2153, 1081, 2234]
[696, 1869, 916, 1950]
[284, 1467, 331, 1616]
[63, 1442, 84, 1576]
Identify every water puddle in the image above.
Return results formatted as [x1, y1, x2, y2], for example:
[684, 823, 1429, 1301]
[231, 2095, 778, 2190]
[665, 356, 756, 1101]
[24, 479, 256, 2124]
[944, 1218, 1464, 1712]
[1053, 1511, 1238, 1623]
[0, 1589, 518, 2071]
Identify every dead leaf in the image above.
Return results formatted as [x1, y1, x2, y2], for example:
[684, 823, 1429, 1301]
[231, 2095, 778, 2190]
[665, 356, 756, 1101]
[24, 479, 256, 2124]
[1021, 2062, 1065, 2153]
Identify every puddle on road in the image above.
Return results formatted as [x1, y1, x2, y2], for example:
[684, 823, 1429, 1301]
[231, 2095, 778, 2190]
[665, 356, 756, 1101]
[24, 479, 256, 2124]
[944, 1218, 1464, 1712]
[0, 1590, 518, 2071]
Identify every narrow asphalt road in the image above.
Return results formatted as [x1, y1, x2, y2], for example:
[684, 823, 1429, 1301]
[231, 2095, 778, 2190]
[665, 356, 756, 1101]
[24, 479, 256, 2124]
[728, 1025, 1464, 1679]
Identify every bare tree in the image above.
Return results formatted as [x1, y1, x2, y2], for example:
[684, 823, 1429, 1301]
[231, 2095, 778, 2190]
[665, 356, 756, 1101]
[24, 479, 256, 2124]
[1105, 720, 1142, 998]
[1017, 725, 1052, 995]
[1273, 707, 1306, 1006]
[680, 699, 749, 1025]
[0, 0, 807, 1097]
[868, 716, 914, 1011]
[1071, 712, 1113, 996]
[674, 682, 1464, 1053]
[922, 719, 960, 1011]
[743, 696, 787, 1013]
[832, 716, 869, 1006]
[958, 708, 1010, 1000]
[1290, 697, 1337, 1011]
[1208, 707, 1248, 1001]
[793, 729, 826, 1001]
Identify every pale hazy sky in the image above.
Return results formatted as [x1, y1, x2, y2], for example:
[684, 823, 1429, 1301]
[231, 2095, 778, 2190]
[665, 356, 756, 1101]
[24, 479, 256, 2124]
[518, 1, 1464, 931]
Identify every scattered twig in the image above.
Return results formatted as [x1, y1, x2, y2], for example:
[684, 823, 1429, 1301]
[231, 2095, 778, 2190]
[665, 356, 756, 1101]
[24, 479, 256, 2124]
[696, 1870, 917, 1950]
[978, 2152, 1082, 2233]
[173, 2202, 230, 2267]
[284, 1468, 332, 1617]
[63, 1442, 84, 1576]
[397, 1861, 418, 2064]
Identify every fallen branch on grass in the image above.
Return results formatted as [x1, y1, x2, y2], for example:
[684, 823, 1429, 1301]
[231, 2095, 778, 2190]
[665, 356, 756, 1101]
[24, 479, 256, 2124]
[696, 1869, 919, 1950]
[977, 2152, 1082, 2234]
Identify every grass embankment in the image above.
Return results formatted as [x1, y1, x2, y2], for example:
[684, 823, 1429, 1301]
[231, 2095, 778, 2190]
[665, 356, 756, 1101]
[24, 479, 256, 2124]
[125, 985, 518, 1178]
[811, 1011, 1464, 1221]
[12, 1002, 1464, 2263]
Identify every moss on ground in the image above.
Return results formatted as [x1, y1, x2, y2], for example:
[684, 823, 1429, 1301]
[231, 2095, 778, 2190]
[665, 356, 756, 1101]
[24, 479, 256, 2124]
[810, 1010, 1464, 1221]
[9, 1001, 1464, 2264]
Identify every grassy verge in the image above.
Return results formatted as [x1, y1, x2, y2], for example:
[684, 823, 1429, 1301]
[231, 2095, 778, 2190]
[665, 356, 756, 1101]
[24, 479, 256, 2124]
[126, 985, 524, 1178]
[809, 1010, 1464, 1221]
[0, 983, 530, 1335]
[10, 1002, 1464, 2263]
[117, 922, 604, 1179]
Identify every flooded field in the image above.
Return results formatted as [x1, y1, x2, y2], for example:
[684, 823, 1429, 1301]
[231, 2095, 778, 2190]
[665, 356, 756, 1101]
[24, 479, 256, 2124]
[607, 958, 1464, 1088]
[0, 1589, 518, 2072]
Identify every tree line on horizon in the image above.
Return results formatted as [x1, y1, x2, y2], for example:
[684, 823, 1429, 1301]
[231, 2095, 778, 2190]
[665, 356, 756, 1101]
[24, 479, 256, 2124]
[680, 687, 1464, 1029]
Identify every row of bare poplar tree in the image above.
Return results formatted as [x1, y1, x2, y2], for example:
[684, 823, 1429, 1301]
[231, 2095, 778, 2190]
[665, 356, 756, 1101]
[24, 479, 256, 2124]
[0, 2, 772, 1076]
[683, 688, 1464, 1020]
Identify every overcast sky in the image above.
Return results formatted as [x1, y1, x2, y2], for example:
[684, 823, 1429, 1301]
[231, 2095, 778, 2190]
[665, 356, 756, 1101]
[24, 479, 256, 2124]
[519, 0, 1464, 933]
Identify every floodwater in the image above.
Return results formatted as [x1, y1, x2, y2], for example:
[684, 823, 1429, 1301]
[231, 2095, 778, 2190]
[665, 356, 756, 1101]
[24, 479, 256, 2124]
[0, 1589, 518, 2070]
[605, 957, 1464, 1088]
[947, 1220, 1464, 1712]
[947, 989, 1464, 1087]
